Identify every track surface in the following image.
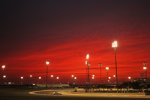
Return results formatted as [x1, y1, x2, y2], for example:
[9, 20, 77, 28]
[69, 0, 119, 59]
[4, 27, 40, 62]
[0, 88, 150, 100]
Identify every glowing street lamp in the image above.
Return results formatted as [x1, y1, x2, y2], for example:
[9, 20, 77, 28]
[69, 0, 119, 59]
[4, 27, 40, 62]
[50, 75, 54, 84]
[127, 76, 132, 91]
[105, 67, 109, 83]
[113, 75, 116, 78]
[92, 74, 95, 77]
[108, 77, 111, 83]
[86, 53, 90, 60]
[20, 76, 24, 80]
[56, 76, 59, 80]
[29, 75, 33, 84]
[46, 61, 50, 65]
[92, 76, 95, 84]
[143, 67, 147, 70]
[73, 77, 77, 85]
[45, 60, 50, 88]
[20, 76, 24, 85]
[50, 75, 54, 78]
[91, 75, 95, 84]
[108, 77, 111, 80]
[1, 65, 6, 70]
[30, 75, 33, 78]
[92, 76, 95, 80]
[1, 65, 6, 84]
[71, 75, 74, 78]
[128, 76, 131, 80]
[71, 75, 75, 84]
[85, 53, 90, 91]
[74, 77, 77, 80]
[143, 62, 148, 79]
[3, 75, 6, 79]
[112, 40, 119, 89]
[112, 41, 118, 48]
[105, 67, 109, 71]
[56, 76, 59, 84]
[37, 76, 41, 84]
[38, 76, 42, 80]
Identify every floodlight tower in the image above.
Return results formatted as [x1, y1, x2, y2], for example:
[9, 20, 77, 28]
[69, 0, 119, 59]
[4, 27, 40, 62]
[45, 61, 50, 88]
[112, 41, 119, 89]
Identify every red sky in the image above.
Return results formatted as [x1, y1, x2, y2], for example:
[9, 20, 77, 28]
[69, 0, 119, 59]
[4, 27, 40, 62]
[1, 32, 150, 84]
[1, 0, 150, 84]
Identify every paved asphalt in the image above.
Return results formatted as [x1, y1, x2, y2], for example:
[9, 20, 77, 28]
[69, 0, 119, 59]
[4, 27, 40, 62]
[0, 88, 150, 100]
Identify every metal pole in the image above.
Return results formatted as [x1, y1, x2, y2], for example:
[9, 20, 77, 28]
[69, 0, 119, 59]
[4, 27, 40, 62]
[146, 69, 148, 80]
[46, 65, 48, 88]
[107, 71, 108, 84]
[86, 62, 90, 92]
[114, 48, 118, 92]
[99, 63, 102, 84]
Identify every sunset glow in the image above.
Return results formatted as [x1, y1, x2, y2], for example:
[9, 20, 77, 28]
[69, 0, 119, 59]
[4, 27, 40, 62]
[1, 0, 150, 84]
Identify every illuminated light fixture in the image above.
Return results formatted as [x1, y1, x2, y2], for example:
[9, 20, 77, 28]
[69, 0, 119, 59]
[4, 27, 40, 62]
[92, 76, 95, 80]
[105, 67, 109, 71]
[38, 76, 41, 80]
[112, 40, 118, 48]
[8, 82, 12, 85]
[143, 66, 147, 70]
[113, 75, 116, 78]
[1, 65, 6, 70]
[86, 53, 90, 60]
[32, 84, 36, 86]
[20, 76, 24, 80]
[85, 61, 88, 65]
[50, 75, 54, 78]
[108, 77, 111, 79]
[71, 75, 74, 78]
[128, 76, 131, 80]
[30, 75, 33, 78]
[56, 76, 59, 80]
[74, 77, 77, 80]
[92, 74, 95, 77]
[3, 75, 6, 78]
[46, 61, 50, 65]
[112, 40, 119, 91]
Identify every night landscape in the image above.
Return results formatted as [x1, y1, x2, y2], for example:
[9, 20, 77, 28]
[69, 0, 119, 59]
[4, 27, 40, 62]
[1, 0, 150, 100]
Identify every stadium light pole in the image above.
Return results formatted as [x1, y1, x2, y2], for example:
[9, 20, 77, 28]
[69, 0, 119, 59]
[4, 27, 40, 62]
[85, 53, 90, 92]
[143, 62, 148, 80]
[3, 75, 6, 84]
[98, 63, 102, 84]
[128, 76, 131, 91]
[50, 75, 54, 84]
[143, 67, 147, 79]
[1, 65, 6, 84]
[45, 61, 50, 88]
[74, 77, 77, 85]
[105, 67, 109, 83]
[56, 76, 59, 84]
[29, 74, 33, 84]
[71, 74, 74, 84]
[92, 75, 95, 84]
[38, 76, 42, 84]
[112, 40, 119, 91]
[20, 76, 24, 85]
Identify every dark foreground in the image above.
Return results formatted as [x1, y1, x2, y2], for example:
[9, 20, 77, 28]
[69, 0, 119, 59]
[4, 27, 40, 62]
[0, 88, 150, 100]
